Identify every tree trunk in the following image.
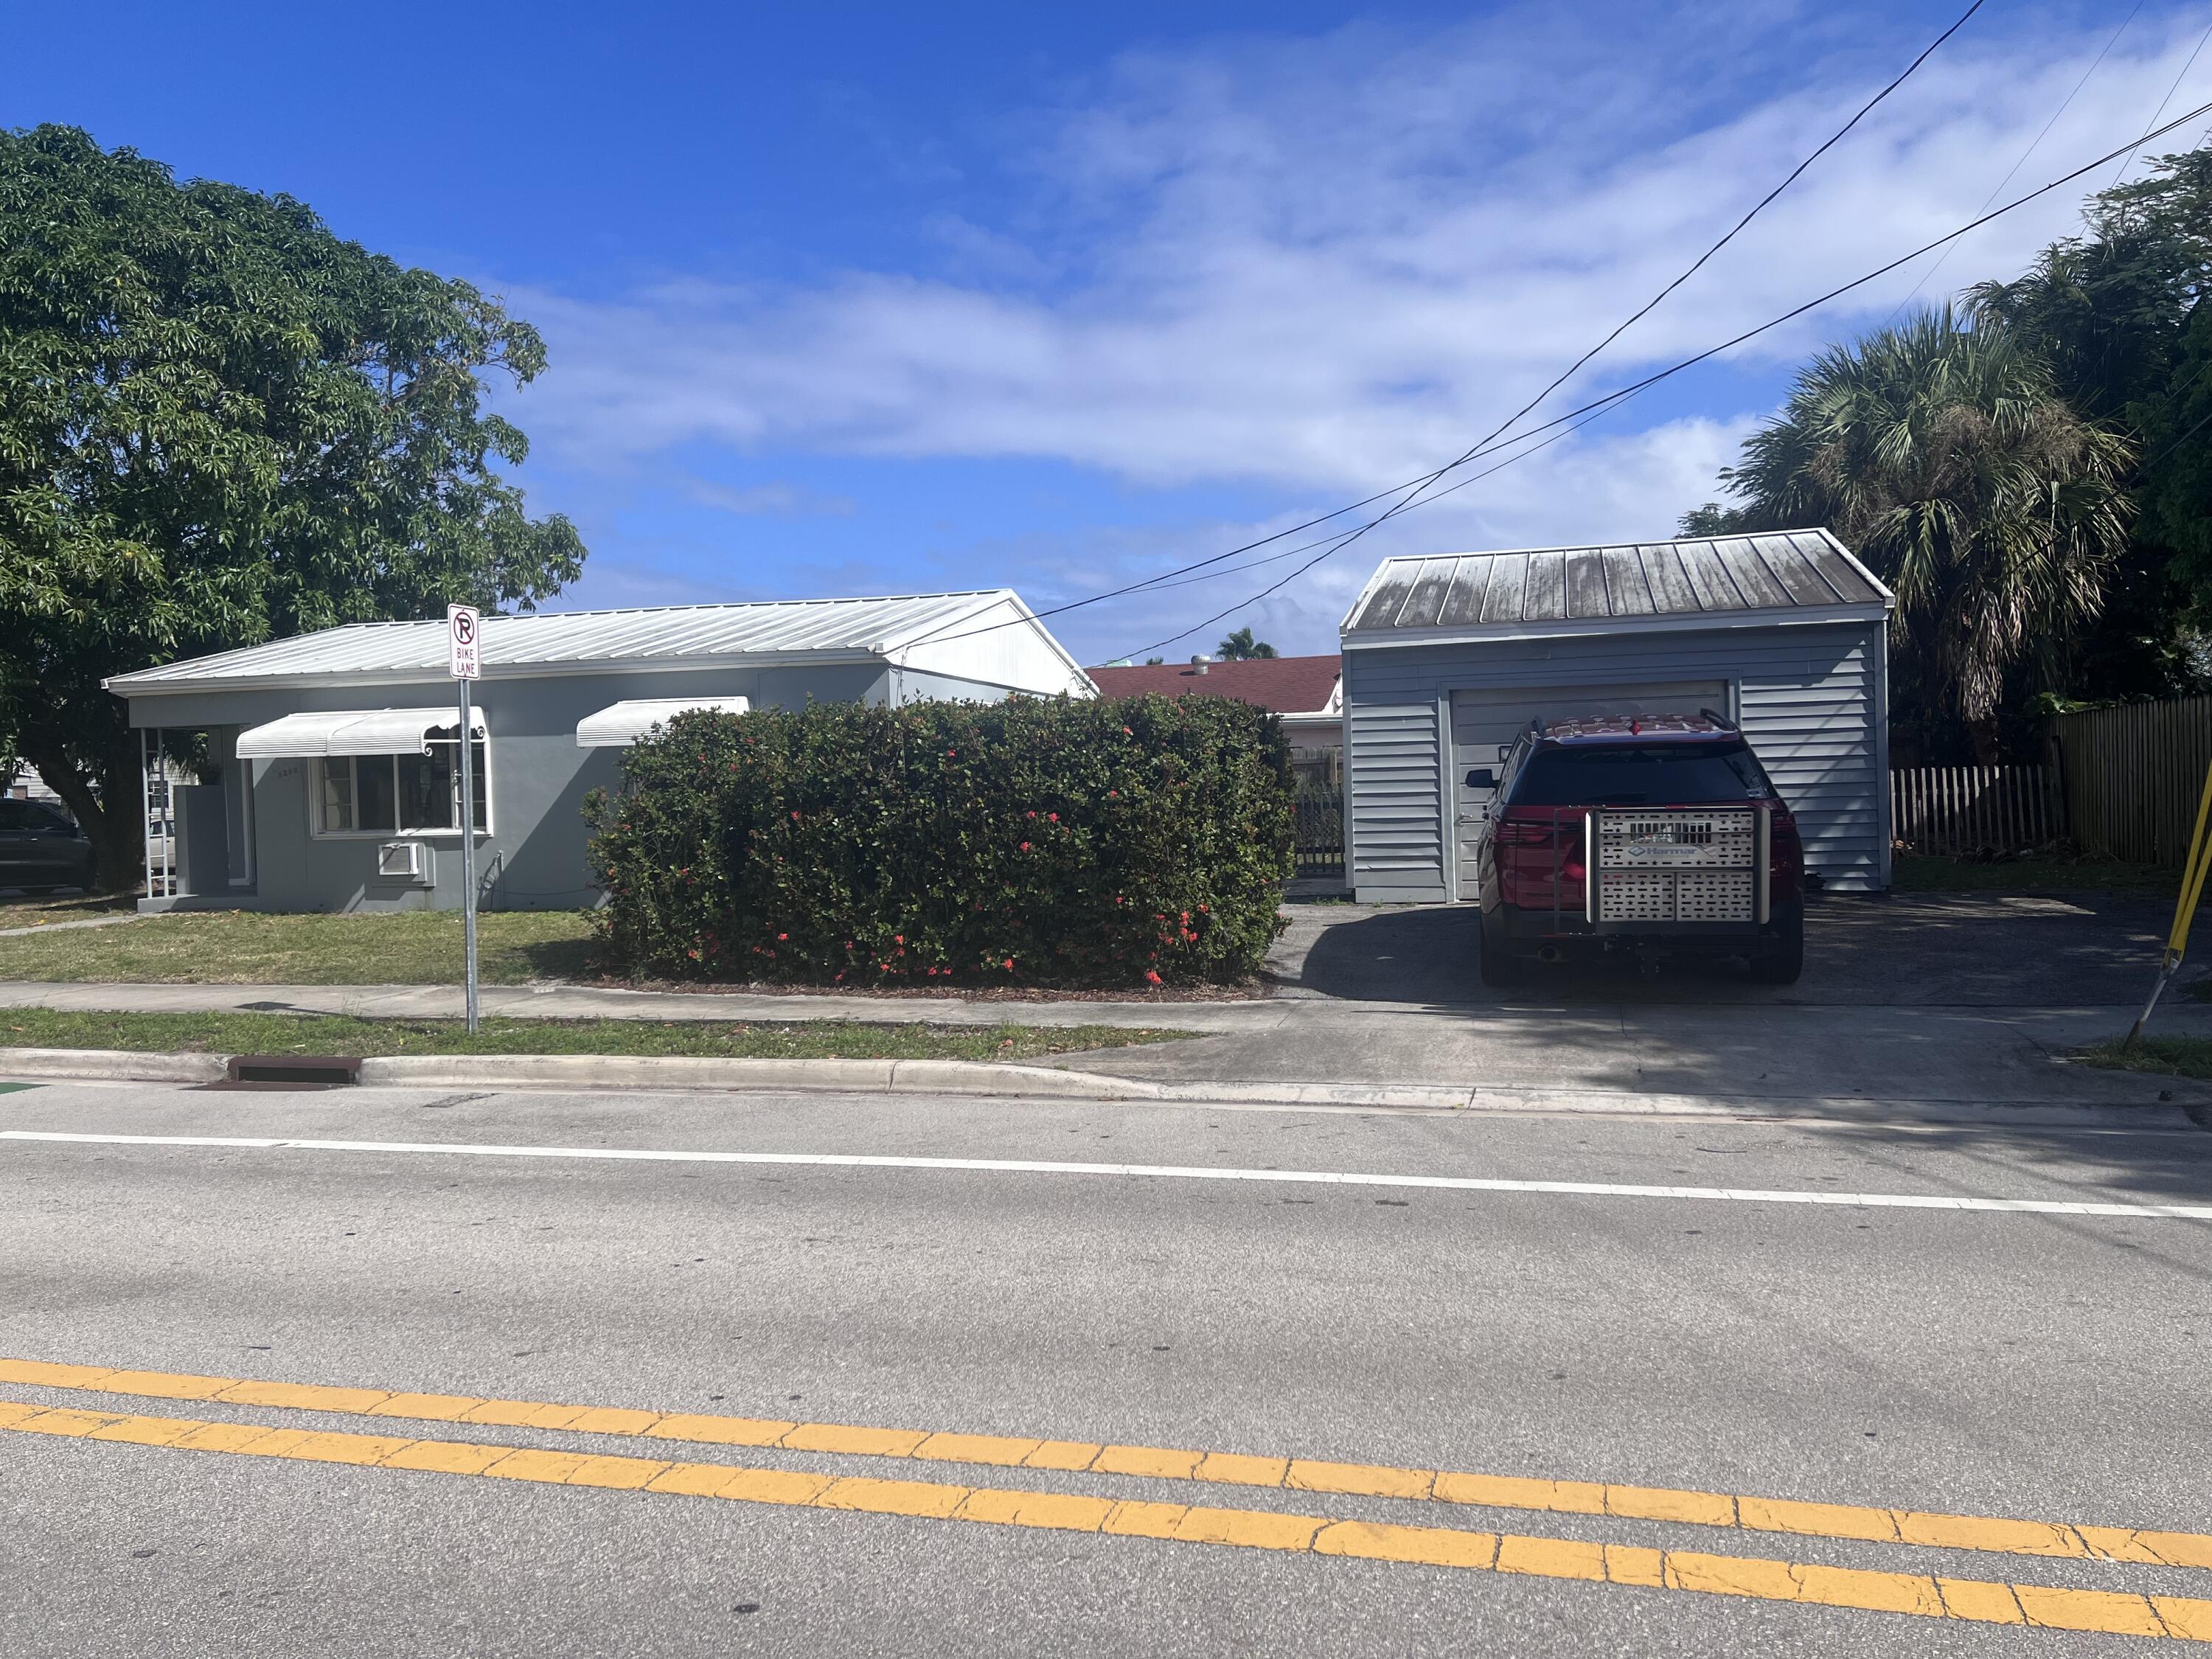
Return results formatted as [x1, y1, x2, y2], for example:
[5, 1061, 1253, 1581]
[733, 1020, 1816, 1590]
[18, 740, 142, 894]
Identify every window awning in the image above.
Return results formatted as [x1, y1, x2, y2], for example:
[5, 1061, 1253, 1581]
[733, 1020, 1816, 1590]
[237, 707, 488, 759]
[577, 696, 752, 748]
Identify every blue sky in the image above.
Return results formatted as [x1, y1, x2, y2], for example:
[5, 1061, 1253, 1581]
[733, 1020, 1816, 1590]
[9, 1, 2211, 663]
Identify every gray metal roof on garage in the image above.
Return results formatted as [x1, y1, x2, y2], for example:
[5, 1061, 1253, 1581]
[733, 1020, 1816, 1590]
[1340, 529, 1891, 644]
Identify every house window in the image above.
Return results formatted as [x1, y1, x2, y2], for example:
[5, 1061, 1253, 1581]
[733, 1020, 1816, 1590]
[314, 728, 488, 836]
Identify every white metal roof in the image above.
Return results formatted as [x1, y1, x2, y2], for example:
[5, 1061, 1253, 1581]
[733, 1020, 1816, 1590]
[235, 706, 487, 759]
[108, 589, 1094, 698]
[577, 697, 753, 748]
[1341, 530, 1892, 647]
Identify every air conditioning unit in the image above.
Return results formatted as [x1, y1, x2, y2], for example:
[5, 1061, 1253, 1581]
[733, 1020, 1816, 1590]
[378, 841, 428, 881]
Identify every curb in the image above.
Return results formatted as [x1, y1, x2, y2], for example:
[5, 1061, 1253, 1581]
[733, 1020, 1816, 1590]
[0, 1046, 2204, 1128]
[0, 1047, 227, 1083]
[0, 1048, 1157, 1102]
[355, 1054, 1152, 1100]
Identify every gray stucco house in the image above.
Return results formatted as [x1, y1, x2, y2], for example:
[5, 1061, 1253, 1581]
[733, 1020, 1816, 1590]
[107, 590, 1094, 914]
[1339, 530, 1893, 902]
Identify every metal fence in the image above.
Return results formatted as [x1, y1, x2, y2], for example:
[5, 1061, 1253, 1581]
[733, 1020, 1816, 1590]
[2049, 695, 2212, 866]
[1293, 785, 1344, 879]
[1889, 765, 2065, 856]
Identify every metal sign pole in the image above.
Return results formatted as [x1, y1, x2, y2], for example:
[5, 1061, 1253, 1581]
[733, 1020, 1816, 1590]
[457, 672, 479, 1035]
[448, 603, 483, 1036]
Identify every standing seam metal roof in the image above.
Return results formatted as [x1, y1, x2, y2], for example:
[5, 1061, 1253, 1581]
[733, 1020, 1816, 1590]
[107, 590, 1039, 689]
[1341, 530, 1891, 637]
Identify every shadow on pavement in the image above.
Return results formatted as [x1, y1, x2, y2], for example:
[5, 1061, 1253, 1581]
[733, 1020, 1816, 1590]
[1276, 891, 2174, 1009]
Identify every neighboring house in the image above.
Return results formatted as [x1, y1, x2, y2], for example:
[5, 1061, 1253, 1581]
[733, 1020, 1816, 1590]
[6, 765, 65, 807]
[1338, 530, 1893, 901]
[105, 590, 1094, 914]
[1086, 655, 1343, 782]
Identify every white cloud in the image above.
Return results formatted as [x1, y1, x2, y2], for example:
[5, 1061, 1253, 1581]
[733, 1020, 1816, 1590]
[682, 479, 856, 518]
[506, 2, 2212, 655]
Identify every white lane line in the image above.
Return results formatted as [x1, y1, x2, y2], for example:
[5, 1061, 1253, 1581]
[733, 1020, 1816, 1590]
[6, 1128, 2211, 1220]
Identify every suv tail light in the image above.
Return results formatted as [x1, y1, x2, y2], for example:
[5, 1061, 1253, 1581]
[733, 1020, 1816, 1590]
[1496, 807, 1585, 907]
[1767, 803, 1803, 905]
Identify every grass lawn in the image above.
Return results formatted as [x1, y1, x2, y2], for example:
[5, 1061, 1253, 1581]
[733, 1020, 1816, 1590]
[1891, 853, 2180, 897]
[0, 908, 601, 984]
[0, 1008, 1187, 1061]
[2074, 1036, 2212, 1080]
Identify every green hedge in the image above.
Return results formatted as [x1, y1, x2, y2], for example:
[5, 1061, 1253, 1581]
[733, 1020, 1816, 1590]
[585, 695, 1294, 987]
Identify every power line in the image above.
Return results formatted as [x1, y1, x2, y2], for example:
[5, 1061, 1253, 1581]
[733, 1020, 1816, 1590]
[1113, 94, 2212, 660]
[909, 1, 1991, 657]
[1381, 0, 1990, 526]
[1888, 0, 2146, 321]
[2112, 14, 2212, 188]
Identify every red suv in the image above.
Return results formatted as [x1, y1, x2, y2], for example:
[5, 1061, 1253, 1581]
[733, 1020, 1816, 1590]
[1469, 712, 1804, 986]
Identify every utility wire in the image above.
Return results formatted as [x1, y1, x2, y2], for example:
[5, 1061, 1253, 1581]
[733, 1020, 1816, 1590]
[1113, 94, 2212, 660]
[1360, 0, 1991, 537]
[1888, 0, 2146, 321]
[2112, 14, 2212, 187]
[908, 1, 1991, 657]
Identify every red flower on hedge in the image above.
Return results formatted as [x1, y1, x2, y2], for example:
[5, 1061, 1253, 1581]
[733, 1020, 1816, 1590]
[1004, 957, 1015, 970]
[1020, 841, 1031, 852]
[790, 810, 801, 820]
[777, 932, 787, 940]
[1146, 970, 1163, 985]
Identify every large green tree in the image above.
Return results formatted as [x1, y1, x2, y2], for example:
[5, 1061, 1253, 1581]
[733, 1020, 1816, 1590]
[1681, 310, 2133, 761]
[0, 125, 582, 886]
[1964, 150, 2212, 701]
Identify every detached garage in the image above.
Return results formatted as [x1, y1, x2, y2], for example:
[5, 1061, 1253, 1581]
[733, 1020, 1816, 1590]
[1339, 529, 1893, 900]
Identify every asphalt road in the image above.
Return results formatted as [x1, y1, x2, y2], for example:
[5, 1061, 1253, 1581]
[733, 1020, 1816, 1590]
[4, 1080, 2211, 1656]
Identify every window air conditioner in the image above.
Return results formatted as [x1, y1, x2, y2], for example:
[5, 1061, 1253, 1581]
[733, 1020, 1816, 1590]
[378, 841, 428, 881]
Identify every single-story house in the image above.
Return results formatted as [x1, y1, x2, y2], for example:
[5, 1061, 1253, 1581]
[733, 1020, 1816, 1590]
[1086, 654, 1343, 781]
[1339, 529, 1893, 901]
[106, 589, 1093, 914]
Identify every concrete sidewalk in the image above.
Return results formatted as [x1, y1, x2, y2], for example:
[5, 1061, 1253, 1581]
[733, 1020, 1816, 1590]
[2, 978, 2207, 1110]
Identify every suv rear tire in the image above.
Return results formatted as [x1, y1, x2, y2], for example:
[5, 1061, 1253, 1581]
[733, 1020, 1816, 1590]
[1746, 906, 1804, 986]
[1478, 907, 1526, 986]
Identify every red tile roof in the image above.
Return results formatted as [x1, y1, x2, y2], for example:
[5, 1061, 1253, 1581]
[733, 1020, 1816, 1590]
[1086, 653, 1340, 714]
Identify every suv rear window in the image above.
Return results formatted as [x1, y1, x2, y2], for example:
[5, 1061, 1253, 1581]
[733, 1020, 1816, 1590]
[1508, 740, 1775, 806]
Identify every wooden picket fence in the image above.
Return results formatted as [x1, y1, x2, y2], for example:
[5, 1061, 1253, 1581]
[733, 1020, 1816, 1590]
[2048, 696, 2212, 866]
[1889, 765, 2065, 856]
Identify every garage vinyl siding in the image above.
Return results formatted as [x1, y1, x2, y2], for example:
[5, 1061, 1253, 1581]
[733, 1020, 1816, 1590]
[1735, 625, 1888, 891]
[1343, 622, 1888, 900]
[1343, 653, 1444, 901]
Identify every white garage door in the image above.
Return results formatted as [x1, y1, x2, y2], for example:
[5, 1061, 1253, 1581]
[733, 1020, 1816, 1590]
[1450, 681, 1729, 899]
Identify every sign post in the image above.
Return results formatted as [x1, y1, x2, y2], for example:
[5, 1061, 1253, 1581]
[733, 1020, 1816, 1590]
[448, 604, 482, 1034]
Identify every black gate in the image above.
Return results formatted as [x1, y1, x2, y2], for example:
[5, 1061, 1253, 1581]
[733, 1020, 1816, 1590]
[1294, 785, 1344, 879]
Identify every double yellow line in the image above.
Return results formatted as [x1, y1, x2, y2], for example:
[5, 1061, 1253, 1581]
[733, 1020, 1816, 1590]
[7, 1358, 2209, 1642]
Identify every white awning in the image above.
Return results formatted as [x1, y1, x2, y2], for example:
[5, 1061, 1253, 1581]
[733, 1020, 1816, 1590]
[577, 696, 752, 748]
[237, 707, 487, 759]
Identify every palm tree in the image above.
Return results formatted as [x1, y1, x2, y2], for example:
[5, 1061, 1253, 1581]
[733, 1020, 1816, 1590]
[1698, 308, 2134, 759]
[1216, 627, 1278, 661]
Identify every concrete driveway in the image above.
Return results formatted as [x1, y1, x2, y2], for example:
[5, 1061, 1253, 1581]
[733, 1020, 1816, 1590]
[1065, 891, 2211, 1107]
[1267, 891, 2177, 1008]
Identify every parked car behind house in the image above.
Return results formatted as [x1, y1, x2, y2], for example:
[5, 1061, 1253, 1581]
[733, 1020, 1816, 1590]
[0, 797, 97, 894]
[1469, 712, 1803, 985]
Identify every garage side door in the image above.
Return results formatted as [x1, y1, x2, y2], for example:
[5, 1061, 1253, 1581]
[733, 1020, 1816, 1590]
[1450, 681, 1728, 899]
